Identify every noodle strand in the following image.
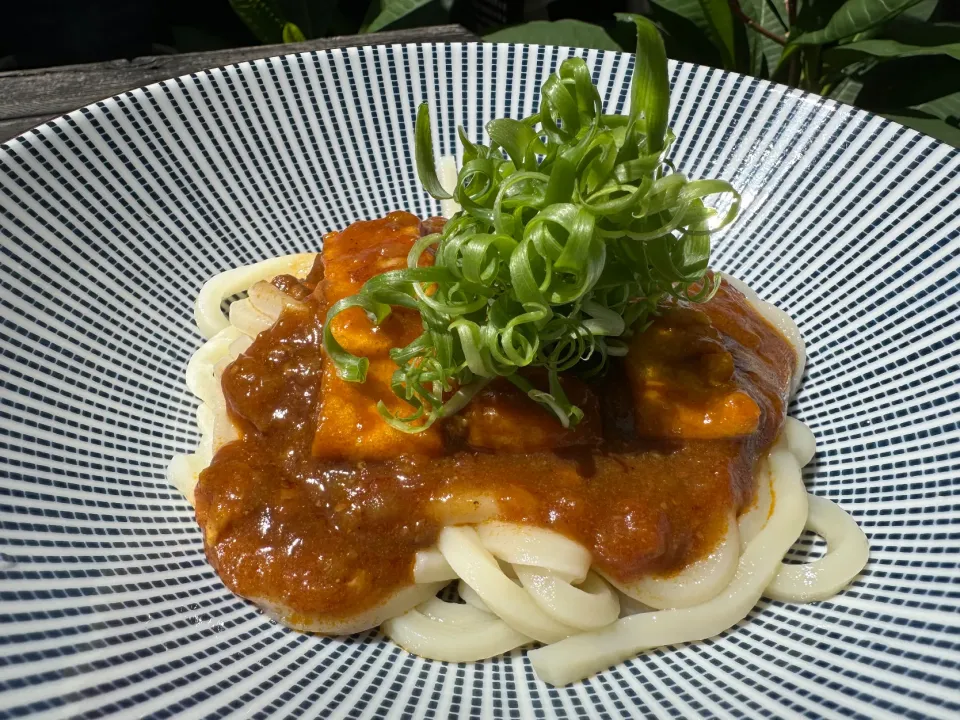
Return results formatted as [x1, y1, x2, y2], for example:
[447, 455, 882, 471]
[602, 514, 740, 610]
[437, 525, 579, 643]
[172, 260, 869, 687]
[382, 599, 531, 663]
[527, 449, 809, 686]
[765, 494, 869, 603]
[514, 568, 620, 630]
[195, 253, 316, 338]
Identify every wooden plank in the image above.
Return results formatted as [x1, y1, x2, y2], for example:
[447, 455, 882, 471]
[0, 25, 478, 142]
[0, 115, 61, 143]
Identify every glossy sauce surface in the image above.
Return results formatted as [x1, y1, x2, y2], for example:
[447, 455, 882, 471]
[194, 212, 796, 623]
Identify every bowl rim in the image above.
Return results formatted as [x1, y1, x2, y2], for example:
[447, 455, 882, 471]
[3, 41, 957, 159]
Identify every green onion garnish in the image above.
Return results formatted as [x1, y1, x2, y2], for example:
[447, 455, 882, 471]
[323, 14, 741, 433]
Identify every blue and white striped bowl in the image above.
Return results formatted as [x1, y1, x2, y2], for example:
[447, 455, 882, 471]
[1, 42, 958, 719]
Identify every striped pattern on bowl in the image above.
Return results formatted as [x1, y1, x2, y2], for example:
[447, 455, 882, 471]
[1, 42, 958, 719]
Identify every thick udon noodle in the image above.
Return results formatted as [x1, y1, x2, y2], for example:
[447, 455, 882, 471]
[169, 254, 869, 686]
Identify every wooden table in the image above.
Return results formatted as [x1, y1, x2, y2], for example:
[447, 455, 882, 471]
[0, 25, 478, 144]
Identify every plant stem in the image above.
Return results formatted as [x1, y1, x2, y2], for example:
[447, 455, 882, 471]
[783, 0, 800, 87]
[728, 0, 788, 46]
[788, 52, 801, 87]
[803, 44, 821, 92]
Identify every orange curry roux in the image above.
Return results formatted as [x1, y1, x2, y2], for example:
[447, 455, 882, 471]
[194, 212, 796, 622]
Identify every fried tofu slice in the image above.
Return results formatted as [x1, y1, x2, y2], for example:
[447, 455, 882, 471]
[461, 376, 602, 452]
[313, 211, 444, 460]
[625, 307, 760, 440]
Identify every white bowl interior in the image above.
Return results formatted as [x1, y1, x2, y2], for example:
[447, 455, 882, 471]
[1, 42, 959, 718]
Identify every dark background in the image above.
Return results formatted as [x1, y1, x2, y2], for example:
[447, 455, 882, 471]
[2, 1, 957, 146]
[2, 1, 258, 69]
[0, 0, 642, 70]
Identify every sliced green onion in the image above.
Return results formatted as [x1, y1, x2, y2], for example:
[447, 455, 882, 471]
[415, 103, 452, 200]
[321, 16, 741, 432]
[616, 13, 669, 154]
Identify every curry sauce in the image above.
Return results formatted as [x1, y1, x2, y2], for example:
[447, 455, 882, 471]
[194, 212, 796, 623]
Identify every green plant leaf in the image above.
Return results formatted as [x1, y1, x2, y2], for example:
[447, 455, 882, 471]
[698, 0, 736, 68]
[485, 20, 622, 51]
[832, 38, 960, 62]
[821, 49, 878, 96]
[739, 0, 788, 76]
[823, 52, 885, 103]
[360, 1, 384, 33]
[760, 0, 787, 28]
[793, 0, 847, 34]
[911, 91, 960, 124]
[229, 0, 286, 44]
[366, 0, 434, 34]
[638, 2, 724, 68]
[883, 113, 960, 147]
[846, 54, 960, 145]
[282, 22, 306, 43]
[855, 55, 960, 112]
[649, 0, 735, 67]
[828, 74, 865, 105]
[885, 20, 960, 48]
[648, 0, 710, 31]
[792, 0, 924, 45]
[900, 0, 940, 22]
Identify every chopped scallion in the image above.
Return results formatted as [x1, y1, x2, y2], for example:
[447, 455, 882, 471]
[323, 15, 741, 432]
